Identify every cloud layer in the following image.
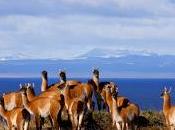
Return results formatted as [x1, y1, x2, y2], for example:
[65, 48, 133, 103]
[0, 0, 175, 59]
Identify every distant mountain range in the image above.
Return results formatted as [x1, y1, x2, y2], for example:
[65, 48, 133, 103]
[78, 48, 157, 58]
[0, 48, 175, 78]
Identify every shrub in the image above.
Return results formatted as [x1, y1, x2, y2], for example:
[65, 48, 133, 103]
[141, 110, 165, 127]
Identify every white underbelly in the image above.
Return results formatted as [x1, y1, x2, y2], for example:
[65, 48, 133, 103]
[169, 113, 175, 125]
[11, 113, 18, 127]
[5, 96, 16, 110]
[39, 106, 50, 118]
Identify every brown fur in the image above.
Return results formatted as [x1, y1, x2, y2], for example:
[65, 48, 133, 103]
[64, 83, 93, 111]
[100, 82, 130, 112]
[161, 88, 175, 127]
[41, 71, 48, 92]
[3, 91, 23, 111]
[41, 70, 81, 91]
[26, 85, 63, 102]
[48, 80, 81, 91]
[63, 84, 87, 130]
[42, 70, 93, 111]
[0, 97, 30, 130]
[104, 83, 140, 130]
[119, 103, 140, 130]
[89, 69, 129, 111]
[40, 70, 93, 113]
[20, 90, 62, 130]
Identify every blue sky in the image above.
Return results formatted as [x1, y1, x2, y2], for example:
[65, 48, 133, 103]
[1, 0, 175, 59]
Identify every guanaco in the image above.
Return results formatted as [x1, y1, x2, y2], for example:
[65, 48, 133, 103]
[88, 69, 129, 111]
[62, 84, 87, 130]
[0, 95, 30, 130]
[100, 82, 129, 112]
[41, 70, 80, 92]
[20, 88, 63, 130]
[57, 70, 93, 111]
[25, 83, 64, 102]
[87, 69, 101, 110]
[104, 83, 140, 130]
[41, 70, 94, 111]
[161, 87, 175, 128]
[2, 84, 27, 111]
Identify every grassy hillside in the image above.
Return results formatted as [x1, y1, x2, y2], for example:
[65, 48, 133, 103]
[0, 110, 168, 130]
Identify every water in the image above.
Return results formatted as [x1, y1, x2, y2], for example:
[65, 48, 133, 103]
[0, 78, 174, 111]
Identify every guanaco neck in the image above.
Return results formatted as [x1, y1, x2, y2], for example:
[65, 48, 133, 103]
[105, 91, 113, 113]
[21, 93, 30, 111]
[163, 95, 171, 114]
[92, 75, 99, 91]
[106, 91, 120, 117]
[60, 75, 66, 83]
[41, 75, 48, 92]
[0, 105, 7, 120]
[26, 88, 36, 101]
[63, 86, 72, 109]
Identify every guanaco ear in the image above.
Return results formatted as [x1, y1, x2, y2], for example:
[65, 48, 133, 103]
[28, 83, 31, 87]
[19, 83, 22, 89]
[164, 86, 167, 92]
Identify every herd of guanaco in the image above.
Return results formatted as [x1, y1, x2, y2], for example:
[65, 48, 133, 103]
[0, 69, 174, 130]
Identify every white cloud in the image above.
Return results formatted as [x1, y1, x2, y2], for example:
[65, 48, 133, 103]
[0, 0, 175, 58]
[1, 0, 175, 17]
[58, 0, 175, 17]
[0, 14, 175, 59]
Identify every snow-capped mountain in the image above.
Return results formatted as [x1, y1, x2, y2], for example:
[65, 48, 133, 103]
[0, 48, 175, 78]
[77, 48, 157, 59]
[0, 53, 30, 61]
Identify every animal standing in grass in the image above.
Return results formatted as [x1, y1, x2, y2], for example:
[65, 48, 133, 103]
[104, 82, 140, 130]
[89, 69, 129, 111]
[62, 84, 87, 130]
[2, 85, 26, 111]
[161, 87, 175, 130]
[57, 70, 94, 111]
[0, 95, 30, 130]
[20, 88, 62, 130]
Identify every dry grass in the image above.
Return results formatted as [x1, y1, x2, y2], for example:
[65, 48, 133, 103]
[0, 110, 169, 130]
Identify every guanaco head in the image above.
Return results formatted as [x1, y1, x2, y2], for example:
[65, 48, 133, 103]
[26, 83, 35, 96]
[161, 87, 171, 99]
[93, 69, 99, 79]
[105, 82, 118, 98]
[42, 70, 48, 80]
[19, 84, 27, 92]
[19, 84, 27, 95]
[59, 70, 66, 83]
